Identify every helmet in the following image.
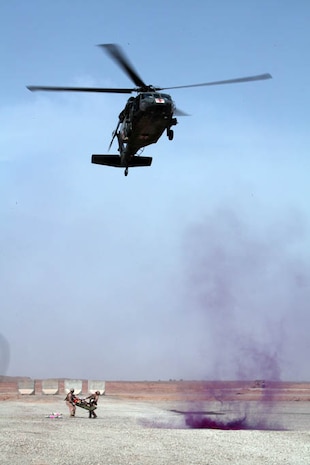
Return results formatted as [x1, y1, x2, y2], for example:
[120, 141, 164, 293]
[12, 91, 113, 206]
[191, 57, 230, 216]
[96, 391, 100, 395]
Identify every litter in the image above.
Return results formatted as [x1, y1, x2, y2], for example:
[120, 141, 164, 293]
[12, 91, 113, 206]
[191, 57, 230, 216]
[73, 397, 97, 412]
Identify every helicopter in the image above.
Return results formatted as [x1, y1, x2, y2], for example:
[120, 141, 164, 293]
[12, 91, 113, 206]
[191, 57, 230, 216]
[27, 44, 272, 176]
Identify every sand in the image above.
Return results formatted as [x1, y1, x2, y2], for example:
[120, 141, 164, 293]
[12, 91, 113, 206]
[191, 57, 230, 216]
[0, 394, 309, 465]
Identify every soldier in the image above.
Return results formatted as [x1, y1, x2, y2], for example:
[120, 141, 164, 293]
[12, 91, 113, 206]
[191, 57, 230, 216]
[86, 391, 100, 418]
[64, 388, 76, 417]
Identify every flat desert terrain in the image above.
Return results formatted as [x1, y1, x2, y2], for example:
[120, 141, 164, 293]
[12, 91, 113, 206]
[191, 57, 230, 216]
[0, 381, 309, 465]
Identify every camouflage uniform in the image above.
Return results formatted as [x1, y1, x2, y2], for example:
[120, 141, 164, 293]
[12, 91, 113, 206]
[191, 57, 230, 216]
[65, 389, 76, 417]
[86, 391, 100, 418]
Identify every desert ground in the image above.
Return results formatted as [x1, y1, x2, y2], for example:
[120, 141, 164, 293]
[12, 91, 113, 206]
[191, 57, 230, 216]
[0, 381, 309, 465]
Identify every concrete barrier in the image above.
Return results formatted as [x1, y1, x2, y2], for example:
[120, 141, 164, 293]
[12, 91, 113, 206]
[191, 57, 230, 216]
[42, 379, 59, 395]
[64, 379, 82, 395]
[88, 380, 106, 395]
[18, 379, 34, 395]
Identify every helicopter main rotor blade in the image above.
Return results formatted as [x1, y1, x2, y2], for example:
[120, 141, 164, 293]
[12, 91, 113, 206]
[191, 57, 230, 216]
[27, 85, 135, 94]
[98, 43, 147, 90]
[158, 73, 272, 91]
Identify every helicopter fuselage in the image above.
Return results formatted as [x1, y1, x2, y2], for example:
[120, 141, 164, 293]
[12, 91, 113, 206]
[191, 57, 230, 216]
[118, 92, 177, 158]
[92, 92, 178, 175]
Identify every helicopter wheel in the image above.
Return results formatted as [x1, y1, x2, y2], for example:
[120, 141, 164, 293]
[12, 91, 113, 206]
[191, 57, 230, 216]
[167, 129, 174, 141]
[124, 167, 128, 176]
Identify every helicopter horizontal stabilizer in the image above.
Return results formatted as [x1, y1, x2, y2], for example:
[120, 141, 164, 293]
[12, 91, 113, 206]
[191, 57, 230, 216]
[92, 154, 152, 168]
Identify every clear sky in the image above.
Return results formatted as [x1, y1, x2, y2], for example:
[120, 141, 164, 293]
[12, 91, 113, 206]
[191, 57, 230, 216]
[1, 0, 309, 381]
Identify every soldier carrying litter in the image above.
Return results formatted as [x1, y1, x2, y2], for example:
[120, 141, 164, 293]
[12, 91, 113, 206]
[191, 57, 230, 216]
[86, 391, 100, 419]
[64, 388, 76, 417]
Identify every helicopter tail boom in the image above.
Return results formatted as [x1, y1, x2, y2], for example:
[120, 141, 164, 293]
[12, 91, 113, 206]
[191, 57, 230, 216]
[91, 154, 152, 168]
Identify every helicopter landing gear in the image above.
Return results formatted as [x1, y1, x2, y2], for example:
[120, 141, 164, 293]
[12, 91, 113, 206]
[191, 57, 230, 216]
[124, 167, 129, 176]
[167, 128, 174, 141]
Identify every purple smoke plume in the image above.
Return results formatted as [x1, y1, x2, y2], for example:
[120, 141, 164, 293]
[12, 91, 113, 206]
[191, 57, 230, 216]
[178, 208, 309, 429]
[141, 208, 308, 431]
[182, 207, 309, 382]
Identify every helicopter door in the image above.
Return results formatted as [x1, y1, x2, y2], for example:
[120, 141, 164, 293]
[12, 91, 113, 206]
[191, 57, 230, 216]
[120, 120, 132, 141]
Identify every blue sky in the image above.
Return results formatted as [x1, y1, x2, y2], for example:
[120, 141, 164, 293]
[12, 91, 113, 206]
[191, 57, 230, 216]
[1, 1, 309, 381]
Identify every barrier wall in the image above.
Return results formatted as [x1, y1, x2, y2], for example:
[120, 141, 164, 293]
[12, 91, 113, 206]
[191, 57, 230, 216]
[0, 381, 18, 394]
[42, 379, 59, 395]
[88, 380, 106, 395]
[64, 379, 82, 395]
[18, 379, 35, 395]
[1, 378, 105, 396]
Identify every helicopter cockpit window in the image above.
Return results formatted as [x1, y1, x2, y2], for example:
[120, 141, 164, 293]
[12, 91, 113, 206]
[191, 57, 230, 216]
[140, 93, 171, 101]
[141, 93, 153, 99]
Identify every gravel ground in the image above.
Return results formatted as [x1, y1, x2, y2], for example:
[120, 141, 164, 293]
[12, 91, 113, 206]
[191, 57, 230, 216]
[0, 396, 309, 465]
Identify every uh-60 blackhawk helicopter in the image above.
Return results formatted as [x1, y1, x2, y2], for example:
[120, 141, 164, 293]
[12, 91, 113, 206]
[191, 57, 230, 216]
[27, 44, 272, 176]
